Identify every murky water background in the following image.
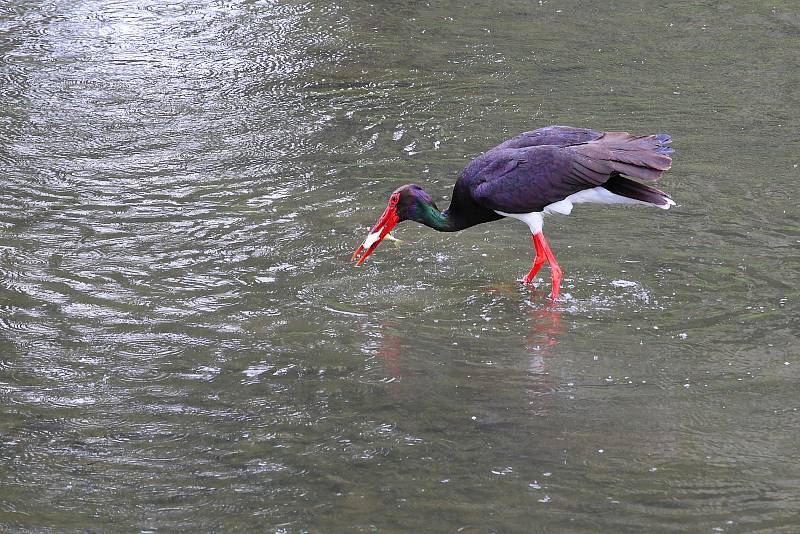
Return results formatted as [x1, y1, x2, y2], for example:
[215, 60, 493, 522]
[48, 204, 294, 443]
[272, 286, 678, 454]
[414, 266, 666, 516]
[1, 0, 798, 531]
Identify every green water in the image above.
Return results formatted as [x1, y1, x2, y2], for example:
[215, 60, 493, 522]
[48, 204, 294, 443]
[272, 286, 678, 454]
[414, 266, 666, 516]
[1, 0, 798, 531]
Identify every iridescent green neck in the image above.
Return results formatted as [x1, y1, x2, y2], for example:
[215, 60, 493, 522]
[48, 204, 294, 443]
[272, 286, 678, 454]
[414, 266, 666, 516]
[414, 201, 461, 232]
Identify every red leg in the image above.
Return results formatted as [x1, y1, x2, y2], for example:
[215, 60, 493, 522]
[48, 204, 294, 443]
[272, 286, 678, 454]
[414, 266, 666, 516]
[534, 232, 563, 301]
[522, 233, 546, 284]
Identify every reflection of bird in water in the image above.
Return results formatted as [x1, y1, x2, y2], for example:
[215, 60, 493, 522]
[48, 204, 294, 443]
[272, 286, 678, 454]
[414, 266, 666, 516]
[376, 322, 403, 384]
[353, 125, 674, 302]
[360, 306, 566, 427]
[366, 287, 566, 396]
[525, 307, 564, 376]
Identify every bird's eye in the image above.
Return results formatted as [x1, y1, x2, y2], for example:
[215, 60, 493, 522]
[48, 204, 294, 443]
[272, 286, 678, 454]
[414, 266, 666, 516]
[389, 194, 399, 206]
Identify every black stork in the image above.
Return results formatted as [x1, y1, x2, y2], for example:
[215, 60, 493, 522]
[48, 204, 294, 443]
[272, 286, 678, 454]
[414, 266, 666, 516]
[351, 125, 674, 301]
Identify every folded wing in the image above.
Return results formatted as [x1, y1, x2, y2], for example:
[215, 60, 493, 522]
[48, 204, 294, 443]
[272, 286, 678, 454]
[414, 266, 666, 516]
[472, 131, 673, 214]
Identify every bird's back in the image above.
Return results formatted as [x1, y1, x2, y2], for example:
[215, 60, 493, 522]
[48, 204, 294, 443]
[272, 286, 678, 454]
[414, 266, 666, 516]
[492, 125, 603, 151]
[457, 126, 601, 189]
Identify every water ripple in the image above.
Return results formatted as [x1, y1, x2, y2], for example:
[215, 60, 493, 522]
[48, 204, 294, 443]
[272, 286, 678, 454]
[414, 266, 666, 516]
[1, 0, 799, 532]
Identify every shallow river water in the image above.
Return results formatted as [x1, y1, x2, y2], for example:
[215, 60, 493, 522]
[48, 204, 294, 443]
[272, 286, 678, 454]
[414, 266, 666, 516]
[1, 0, 799, 531]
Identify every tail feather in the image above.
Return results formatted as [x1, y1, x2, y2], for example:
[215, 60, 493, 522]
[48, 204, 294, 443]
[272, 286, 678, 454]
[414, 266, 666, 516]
[654, 133, 672, 144]
[573, 131, 673, 182]
[653, 134, 674, 154]
[602, 174, 675, 209]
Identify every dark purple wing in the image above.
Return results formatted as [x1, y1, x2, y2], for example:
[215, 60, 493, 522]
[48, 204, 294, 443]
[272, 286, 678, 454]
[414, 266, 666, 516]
[457, 126, 603, 192]
[468, 131, 673, 214]
[470, 146, 601, 213]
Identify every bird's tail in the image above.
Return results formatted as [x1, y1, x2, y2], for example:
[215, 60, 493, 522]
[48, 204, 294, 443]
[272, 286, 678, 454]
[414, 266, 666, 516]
[602, 174, 675, 209]
[576, 131, 673, 182]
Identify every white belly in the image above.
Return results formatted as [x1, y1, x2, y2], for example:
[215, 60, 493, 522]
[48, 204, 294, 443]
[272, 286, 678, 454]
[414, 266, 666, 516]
[493, 210, 544, 234]
[494, 186, 673, 233]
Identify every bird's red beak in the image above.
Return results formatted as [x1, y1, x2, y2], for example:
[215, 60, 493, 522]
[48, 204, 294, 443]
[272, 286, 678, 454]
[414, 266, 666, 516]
[351, 204, 400, 266]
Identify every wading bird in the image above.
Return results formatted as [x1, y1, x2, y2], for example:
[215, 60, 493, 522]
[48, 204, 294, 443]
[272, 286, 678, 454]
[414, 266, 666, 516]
[352, 125, 674, 301]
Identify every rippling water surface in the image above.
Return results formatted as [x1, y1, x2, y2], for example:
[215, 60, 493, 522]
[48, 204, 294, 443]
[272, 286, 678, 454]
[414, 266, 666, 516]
[1, 0, 799, 531]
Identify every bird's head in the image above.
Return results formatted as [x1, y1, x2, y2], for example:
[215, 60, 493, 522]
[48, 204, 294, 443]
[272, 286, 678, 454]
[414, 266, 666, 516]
[351, 184, 438, 265]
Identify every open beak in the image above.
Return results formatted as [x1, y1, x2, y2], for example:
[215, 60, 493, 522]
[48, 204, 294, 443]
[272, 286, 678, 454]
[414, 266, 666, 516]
[351, 205, 400, 266]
